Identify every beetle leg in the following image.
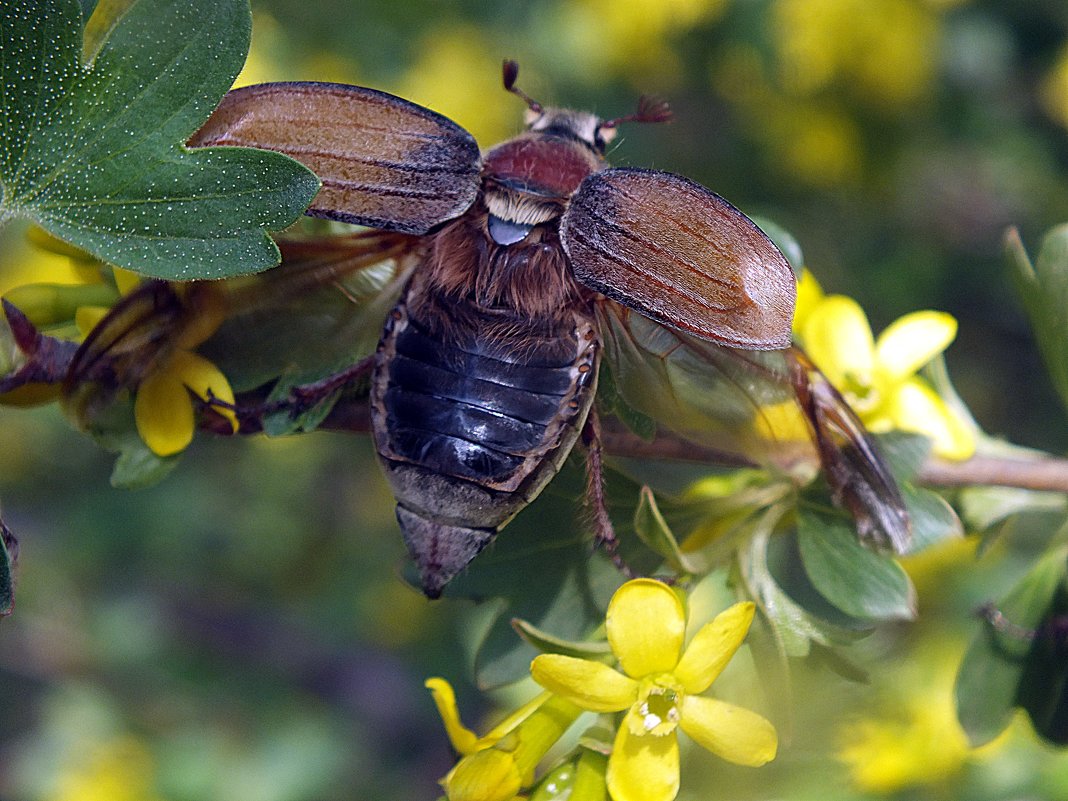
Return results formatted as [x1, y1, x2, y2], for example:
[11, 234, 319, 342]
[582, 408, 634, 578]
[286, 354, 377, 409]
[202, 354, 377, 428]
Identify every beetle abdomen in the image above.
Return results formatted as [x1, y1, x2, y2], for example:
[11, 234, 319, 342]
[371, 292, 599, 595]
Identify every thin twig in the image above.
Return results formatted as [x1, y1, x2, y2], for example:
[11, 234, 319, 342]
[281, 397, 1068, 494]
[918, 455, 1068, 494]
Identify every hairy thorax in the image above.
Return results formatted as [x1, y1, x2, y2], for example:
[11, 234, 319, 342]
[410, 204, 591, 343]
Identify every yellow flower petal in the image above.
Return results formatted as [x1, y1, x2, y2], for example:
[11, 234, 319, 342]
[800, 295, 875, 388]
[874, 311, 956, 384]
[792, 268, 824, 333]
[883, 378, 975, 460]
[530, 655, 638, 712]
[169, 350, 238, 433]
[481, 691, 554, 746]
[75, 305, 109, 337]
[673, 602, 755, 694]
[606, 721, 679, 801]
[445, 748, 522, 801]
[134, 369, 194, 457]
[679, 695, 777, 767]
[511, 696, 584, 783]
[112, 267, 142, 295]
[607, 579, 686, 678]
[425, 678, 481, 756]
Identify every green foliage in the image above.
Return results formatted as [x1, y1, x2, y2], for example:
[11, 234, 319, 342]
[796, 510, 915, 621]
[0, 0, 318, 279]
[633, 486, 699, 574]
[957, 547, 1068, 745]
[6, 2, 1068, 799]
[1007, 226, 1068, 419]
[440, 460, 626, 690]
[90, 400, 180, 488]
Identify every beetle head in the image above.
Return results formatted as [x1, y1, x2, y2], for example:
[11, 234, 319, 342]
[502, 59, 672, 156]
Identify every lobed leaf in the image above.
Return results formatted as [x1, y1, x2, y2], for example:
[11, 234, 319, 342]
[0, 0, 319, 280]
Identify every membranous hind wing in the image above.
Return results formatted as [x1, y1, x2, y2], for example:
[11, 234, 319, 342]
[789, 347, 911, 553]
[600, 308, 911, 552]
[189, 82, 482, 233]
[597, 304, 817, 475]
[64, 280, 199, 424]
[561, 168, 796, 349]
[563, 167, 908, 551]
[62, 230, 421, 432]
[204, 230, 419, 396]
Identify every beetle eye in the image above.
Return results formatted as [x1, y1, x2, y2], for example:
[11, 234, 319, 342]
[596, 125, 617, 152]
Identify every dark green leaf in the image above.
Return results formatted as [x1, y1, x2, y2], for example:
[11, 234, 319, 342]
[957, 546, 1068, 745]
[740, 516, 868, 668]
[0, 517, 16, 617]
[109, 434, 180, 488]
[872, 431, 931, 483]
[511, 617, 613, 658]
[901, 484, 963, 554]
[1016, 584, 1068, 745]
[83, 396, 180, 488]
[765, 525, 878, 634]
[633, 486, 698, 573]
[1006, 226, 1068, 416]
[0, 0, 319, 280]
[797, 508, 916, 621]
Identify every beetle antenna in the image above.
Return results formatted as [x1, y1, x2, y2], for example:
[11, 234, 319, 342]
[502, 59, 543, 114]
[601, 95, 673, 130]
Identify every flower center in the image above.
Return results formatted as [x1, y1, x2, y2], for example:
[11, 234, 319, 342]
[842, 371, 879, 413]
[630, 676, 683, 737]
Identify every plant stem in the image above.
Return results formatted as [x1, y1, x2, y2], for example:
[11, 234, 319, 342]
[918, 455, 1068, 493]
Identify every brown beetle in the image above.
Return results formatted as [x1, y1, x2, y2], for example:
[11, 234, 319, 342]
[78, 61, 903, 596]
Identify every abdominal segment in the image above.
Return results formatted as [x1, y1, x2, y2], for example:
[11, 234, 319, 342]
[370, 291, 599, 595]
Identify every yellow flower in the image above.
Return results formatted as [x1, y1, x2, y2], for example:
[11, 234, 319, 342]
[795, 270, 975, 460]
[427, 678, 583, 801]
[836, 649, 1002, 794]
[128, 284, 237, 457]
[531, 579, 777, 801]
[134, 350, 237, 456]
[49, 736, 166, 801]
